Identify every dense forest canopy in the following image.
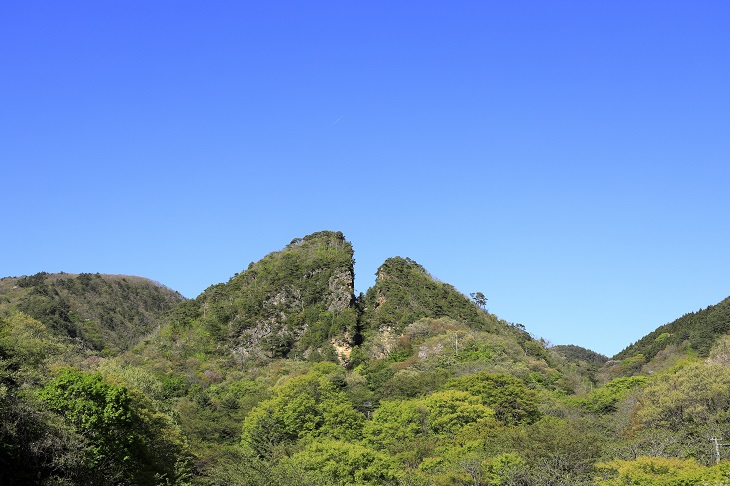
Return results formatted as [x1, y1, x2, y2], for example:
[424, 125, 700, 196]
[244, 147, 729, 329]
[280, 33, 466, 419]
[615, 297, 730, 360]
[2, 231, 730, 485]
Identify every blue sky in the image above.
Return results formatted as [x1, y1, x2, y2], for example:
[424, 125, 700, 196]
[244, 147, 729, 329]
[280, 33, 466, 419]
[2, 1, 728, 357]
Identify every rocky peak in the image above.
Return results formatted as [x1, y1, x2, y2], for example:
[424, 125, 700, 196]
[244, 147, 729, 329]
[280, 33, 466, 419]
[194, 231, 357, 362]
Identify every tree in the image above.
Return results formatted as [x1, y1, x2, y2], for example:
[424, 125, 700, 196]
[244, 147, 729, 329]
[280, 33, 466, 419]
[596, 456, 730, 485]
[510, 416, 603, 482]
[446, 372, 542, 425]
[423, 389, 494, 436]
[241, 364, 364, 457]
[470, 292, 488, 310]
[40, 369, 190, 485]
[635, 362, 730, 433]
[281, 439, 402, 485]
[362, 399, 429, 452]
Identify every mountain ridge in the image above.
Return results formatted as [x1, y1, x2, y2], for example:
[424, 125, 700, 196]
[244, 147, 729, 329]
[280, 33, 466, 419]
[7, 233, 727, 365]
[4, 230, 730, 484]
[0, 271, 184, 354]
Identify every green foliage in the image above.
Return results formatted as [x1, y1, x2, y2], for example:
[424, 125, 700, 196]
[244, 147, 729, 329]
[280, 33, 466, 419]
[377, 368, 451, 400]
[616, 296, 730, 362]
[552, 344, 609, 365]
[596, 457, 730, 485]
[603, 353, 648, 378]
[241, 363, 364, 456]
[2, 272, 184, 355]
[635, 362, 730, 433]
[355, 358, 397, 392]
[41, 370, 136, 461]
[445, 372, 542, 425]
[16, 271, 51, 288]
[0, 385, 89, 484]
[506, 416, 604, 482]
[423, 389, 494, 436]
[0, 312, 65, 369]
[282, 439, 403, 485]
[575, 376, 647, 414]
[161, 374, 190, 399]
[483, 453, 528, 485]
[0, 313, 94, 484]
[362, 257, 498, 333]
[362, 399, 428, 452]
[40, 369, 190, 485]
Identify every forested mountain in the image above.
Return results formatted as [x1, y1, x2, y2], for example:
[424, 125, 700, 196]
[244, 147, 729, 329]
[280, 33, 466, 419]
[616, 296, 730, 360]
[601, 296, 730, 379]
[3, 230, 730, 485]
[0, 272, 184, 354]
[155, 230, 359, 365]
[0, 274, 189, 485]
[552, 345, 608, 366]
[550, 345, 609, 386]
[361, 256, 500, 334]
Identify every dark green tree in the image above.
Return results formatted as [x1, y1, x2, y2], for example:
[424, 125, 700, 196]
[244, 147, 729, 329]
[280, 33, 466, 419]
[470, 291, 488, 310]
[40, 369, 190, 485]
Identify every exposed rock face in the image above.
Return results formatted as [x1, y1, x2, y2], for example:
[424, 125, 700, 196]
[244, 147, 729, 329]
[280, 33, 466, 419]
[327, 269, 354, 313]
[195, 231, 357, 362]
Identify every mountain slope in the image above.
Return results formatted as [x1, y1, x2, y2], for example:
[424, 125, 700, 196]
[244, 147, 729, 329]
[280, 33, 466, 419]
[615, 296, 730, 360]
[162, 230, 358, 363]
[7, 230, 730, 484]
[0, 272, 184, 354]
[551, 344, 608, 366]
[353, 256, 572, 391]
[598, 296, 730, 378]
[361, 256, 500, 334]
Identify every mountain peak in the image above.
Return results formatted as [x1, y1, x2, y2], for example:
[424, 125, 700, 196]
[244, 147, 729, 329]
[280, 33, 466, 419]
[183, 231, 358, 362]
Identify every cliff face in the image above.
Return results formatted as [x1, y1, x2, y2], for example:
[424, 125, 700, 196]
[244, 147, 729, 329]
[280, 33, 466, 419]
[161, 233, 520, 366]
[194, 231, 358, 361]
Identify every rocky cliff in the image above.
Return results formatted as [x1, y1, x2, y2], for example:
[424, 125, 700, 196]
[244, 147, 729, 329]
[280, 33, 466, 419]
[190, 231, 358, 362]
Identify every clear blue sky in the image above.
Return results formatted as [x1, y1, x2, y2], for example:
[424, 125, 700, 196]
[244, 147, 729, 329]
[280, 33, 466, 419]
[2, 1, 729, 357]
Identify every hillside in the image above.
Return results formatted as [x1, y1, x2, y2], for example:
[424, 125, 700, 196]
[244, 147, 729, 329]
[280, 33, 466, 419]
[156, 230, 358, 364]
[601, 296, 730, 378]
[0, 273, 189, 484]
[549, 345, 608, 386]
[615, 296, 730, 360]
[4, 231, 730, 485]
[552, 345, 609, 365]
[0, 271, 184, 354]
[361, 256, 501, 334]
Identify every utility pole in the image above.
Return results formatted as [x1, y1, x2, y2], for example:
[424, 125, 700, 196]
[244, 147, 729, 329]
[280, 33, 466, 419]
[709, 437, 729, 464]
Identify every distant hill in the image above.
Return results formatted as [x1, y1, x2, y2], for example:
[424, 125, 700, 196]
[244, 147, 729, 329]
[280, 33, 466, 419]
[0, 272, 184, 354]
[549, 345, 608, 385]
[600, 296, 730, 378]
[615, 296, 730, 360]
[551, 344, 608, 365]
